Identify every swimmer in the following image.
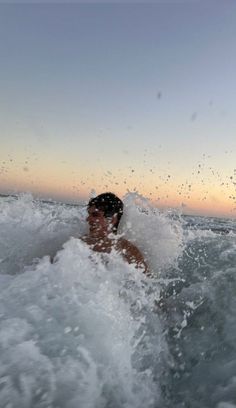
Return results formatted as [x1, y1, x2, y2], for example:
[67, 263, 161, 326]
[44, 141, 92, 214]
[81, 192, 148, 274]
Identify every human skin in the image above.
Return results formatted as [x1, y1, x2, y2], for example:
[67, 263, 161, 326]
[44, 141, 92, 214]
[81, 205, 148, 274]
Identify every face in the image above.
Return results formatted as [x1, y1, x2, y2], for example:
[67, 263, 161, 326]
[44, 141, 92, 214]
[87, 205, 114, 237]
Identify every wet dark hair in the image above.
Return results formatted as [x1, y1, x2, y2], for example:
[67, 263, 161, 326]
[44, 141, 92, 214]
[88, 192, 123, 233]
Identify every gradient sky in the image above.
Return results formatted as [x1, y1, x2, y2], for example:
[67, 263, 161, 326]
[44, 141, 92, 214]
[1, 1, 236, 217]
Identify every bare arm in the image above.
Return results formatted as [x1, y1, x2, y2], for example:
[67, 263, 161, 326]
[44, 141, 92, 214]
[118, 239, 149, 275]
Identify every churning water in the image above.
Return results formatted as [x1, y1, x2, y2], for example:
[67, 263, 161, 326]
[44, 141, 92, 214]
[0, 193, 236, 408]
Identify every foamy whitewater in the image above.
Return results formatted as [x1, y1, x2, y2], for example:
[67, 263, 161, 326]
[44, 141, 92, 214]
[0, 193, 236, 408]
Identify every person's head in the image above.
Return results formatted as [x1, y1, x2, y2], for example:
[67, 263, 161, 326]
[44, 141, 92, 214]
[87, 192, 123, 237]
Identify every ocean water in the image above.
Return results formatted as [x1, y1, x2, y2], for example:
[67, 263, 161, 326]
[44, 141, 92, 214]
[0, 193, 236, 408]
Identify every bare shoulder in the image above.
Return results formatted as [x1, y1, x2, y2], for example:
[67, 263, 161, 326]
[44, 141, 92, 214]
[117, 238, 142, 256]
[117, 238, 148, 273]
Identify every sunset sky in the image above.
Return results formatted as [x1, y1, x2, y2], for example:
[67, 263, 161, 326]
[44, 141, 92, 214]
[1, 1, 236, 218]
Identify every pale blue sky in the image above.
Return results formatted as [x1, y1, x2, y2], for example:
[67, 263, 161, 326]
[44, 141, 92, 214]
[1, 2, 236, 216]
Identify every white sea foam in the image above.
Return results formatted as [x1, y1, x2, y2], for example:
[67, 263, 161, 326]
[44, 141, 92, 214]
[0, 193, 180, 407]
[0, 239, 168, 407]
[0, 193, 86, 275]
[1, 193, 236, 407]
[120, 192, 184, 274]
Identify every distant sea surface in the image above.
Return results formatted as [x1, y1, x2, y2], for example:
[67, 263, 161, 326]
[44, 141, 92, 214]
[0, 193, 236, 408]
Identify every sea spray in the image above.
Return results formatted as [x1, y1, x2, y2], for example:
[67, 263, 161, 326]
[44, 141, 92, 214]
[0, 237, 169, 407]
[1, 193, 236, 407]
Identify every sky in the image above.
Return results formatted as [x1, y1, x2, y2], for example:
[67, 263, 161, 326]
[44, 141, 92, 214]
[1, 1, 236, 218]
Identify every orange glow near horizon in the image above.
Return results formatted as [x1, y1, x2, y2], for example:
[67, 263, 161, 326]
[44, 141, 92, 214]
[1, 162, 236, 218]
[1, 146, 236, 217]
